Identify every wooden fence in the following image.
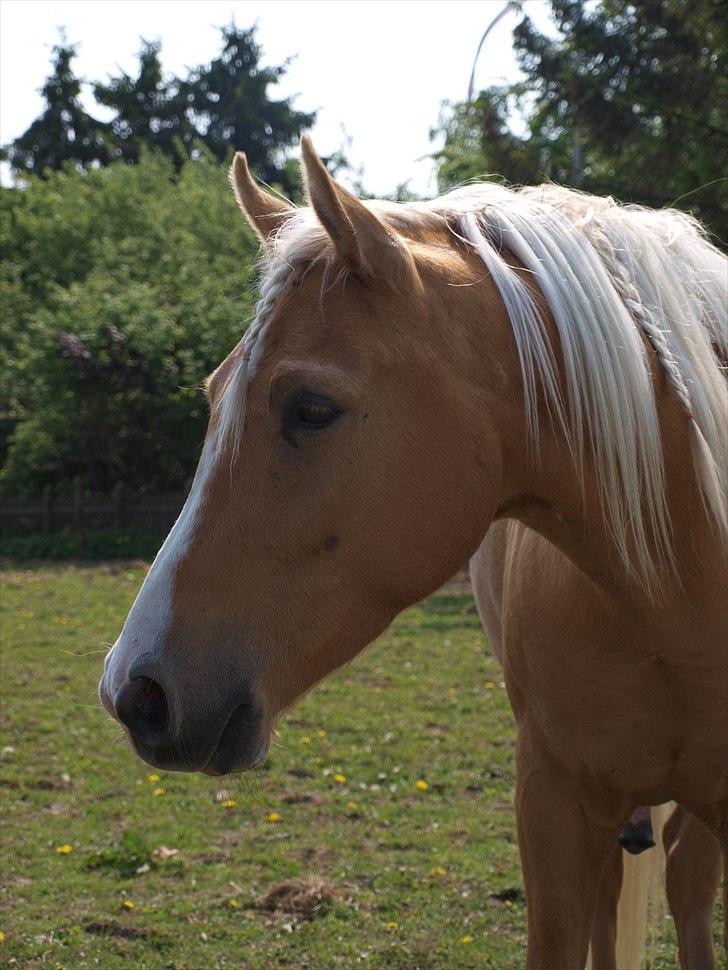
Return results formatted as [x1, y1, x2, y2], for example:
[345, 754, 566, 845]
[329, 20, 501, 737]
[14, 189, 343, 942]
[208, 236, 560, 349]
[0, 478, 191, 539]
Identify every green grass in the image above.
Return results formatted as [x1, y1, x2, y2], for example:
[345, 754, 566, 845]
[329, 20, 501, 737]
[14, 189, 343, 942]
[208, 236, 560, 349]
[0, 564, 723, 969]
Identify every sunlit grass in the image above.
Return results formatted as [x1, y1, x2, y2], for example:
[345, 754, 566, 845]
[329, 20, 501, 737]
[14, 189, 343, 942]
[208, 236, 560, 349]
[0, 564, 722, 968]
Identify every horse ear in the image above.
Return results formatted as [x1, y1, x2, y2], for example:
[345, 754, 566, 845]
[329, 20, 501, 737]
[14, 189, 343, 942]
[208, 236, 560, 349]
[300, 135, 420, 291]
[229, 152, 294, 243]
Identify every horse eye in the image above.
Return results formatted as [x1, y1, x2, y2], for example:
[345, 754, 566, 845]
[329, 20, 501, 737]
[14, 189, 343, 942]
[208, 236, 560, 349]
[282, 392, 341, 436]
[298, 401, 335, 425]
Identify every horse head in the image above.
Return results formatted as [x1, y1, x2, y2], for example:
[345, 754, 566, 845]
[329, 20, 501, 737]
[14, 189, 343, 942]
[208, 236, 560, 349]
[99, 140, 517, 773]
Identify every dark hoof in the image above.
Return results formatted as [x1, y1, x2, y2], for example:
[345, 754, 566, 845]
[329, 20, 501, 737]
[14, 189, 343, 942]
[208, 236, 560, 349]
[618, 820, 655, 855]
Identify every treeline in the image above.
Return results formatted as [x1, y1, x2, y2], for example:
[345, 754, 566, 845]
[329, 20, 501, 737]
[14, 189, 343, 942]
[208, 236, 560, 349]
[1, 25, 312, 497]
[2, 2, 725, 498]
[5, 26, 314, 196]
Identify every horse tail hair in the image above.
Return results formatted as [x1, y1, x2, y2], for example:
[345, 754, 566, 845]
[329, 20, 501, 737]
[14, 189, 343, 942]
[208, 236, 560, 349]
[614, 802, 672, 969]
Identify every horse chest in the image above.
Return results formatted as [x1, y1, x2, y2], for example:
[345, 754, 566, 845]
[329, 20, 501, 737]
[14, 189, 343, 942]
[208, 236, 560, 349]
[503, 624, 727, 800]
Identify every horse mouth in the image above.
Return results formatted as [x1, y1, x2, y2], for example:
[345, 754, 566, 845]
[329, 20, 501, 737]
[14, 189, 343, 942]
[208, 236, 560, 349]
[200, 702, 268, 776]
[101, 690, 268, 775]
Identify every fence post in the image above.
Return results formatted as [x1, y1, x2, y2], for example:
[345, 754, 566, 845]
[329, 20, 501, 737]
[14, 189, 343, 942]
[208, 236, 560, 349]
[72, 476, 84, 550]
[42, 484, 52, 535]
[112, 481, 125, 528]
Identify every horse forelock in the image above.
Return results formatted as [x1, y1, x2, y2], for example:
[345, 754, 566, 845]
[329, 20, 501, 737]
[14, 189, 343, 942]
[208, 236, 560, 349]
[212, 182, 728, 592]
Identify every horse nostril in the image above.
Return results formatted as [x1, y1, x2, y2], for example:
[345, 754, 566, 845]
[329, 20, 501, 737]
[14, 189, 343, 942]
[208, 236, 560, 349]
[114, 677, 170, 746]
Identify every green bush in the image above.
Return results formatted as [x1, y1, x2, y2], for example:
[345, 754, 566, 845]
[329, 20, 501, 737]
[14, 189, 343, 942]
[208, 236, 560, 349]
[0, 526, 162, 561]
[1, 152, 260, 495]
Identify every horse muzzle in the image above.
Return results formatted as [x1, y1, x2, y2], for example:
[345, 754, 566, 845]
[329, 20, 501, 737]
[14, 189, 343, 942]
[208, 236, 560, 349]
[99, 653, 268, 774]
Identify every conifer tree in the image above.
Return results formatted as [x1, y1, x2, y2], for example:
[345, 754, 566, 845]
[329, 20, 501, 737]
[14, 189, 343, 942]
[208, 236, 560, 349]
[93, 40, 194, 165]
[182, 25, 315, 193]
[9, 42, 109, 175]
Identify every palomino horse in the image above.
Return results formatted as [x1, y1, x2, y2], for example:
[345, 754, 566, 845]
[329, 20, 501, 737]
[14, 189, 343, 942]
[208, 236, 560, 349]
[99, 138, 727, 968]
[473, 522, 725, 967]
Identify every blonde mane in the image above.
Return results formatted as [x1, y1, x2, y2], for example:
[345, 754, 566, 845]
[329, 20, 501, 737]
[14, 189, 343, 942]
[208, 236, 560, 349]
[218, 183, 728, 590]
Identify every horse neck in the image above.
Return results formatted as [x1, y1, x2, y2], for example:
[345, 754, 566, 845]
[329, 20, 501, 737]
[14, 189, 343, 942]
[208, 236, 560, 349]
[446, 281, 719, 616]
[493, 367, 725, 617]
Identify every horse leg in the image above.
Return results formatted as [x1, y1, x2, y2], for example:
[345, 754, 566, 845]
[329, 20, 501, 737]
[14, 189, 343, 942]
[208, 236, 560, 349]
[516, 741, 617, 970]
[663, 805, 722, 970]
[589, 843, 623, 970]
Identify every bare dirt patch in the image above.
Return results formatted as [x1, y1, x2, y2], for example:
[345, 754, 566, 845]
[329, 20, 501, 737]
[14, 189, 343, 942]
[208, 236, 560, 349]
[84, 920, 151, 939]
[253, 876, 344, 921]
[280, 791, 327, 805]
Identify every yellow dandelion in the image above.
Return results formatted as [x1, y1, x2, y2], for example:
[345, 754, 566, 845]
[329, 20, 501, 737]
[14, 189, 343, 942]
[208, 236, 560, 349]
[485, 681, 496, 690]
[267, 812, 281, 823]
[316, 729, 327, 737]
[147, 773, 160, 783]
[313, 756, 322, 764]
[228, 898, 239, 909]
[346, 801, 358, 811]
[55, 844, 73, 855]
[448, 687, 457, 696]
[334, 773, 346, 784]
[429, 866, 446, 877]
[152, 787, 166, 797]
[299, 736, 311, 745]
[385, 921, 398, 931]
[505, 899, 513, 908]
[222, 799, 237, 809]
[460, 934, 473, 944]
[121, 900, 135, 910]
[0, 931, 5, 942]
[415, 779, 429, 791]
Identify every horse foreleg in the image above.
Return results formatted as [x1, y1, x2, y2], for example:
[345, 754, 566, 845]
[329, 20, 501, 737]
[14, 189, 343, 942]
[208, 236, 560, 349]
[516, 741, 618, 970]
[664, 805, 722, 970]
[588, 843, 623, 970]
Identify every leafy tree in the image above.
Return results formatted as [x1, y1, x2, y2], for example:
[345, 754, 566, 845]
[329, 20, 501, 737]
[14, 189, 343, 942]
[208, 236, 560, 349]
[433, 83, 574, 190]
[1, 154, 260, 494]
[93, 40, 195, 166]
[8, 42, 109, 176]
[435, 0, 727, 243]
[182, 25, 315, 194]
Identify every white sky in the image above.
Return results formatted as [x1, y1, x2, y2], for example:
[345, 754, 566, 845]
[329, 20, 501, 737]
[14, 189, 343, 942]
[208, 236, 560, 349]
[0, 0, 555, 196]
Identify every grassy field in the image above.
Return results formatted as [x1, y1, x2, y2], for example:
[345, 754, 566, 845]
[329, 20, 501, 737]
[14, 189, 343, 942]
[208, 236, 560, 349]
[0, 564, 723, 969]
